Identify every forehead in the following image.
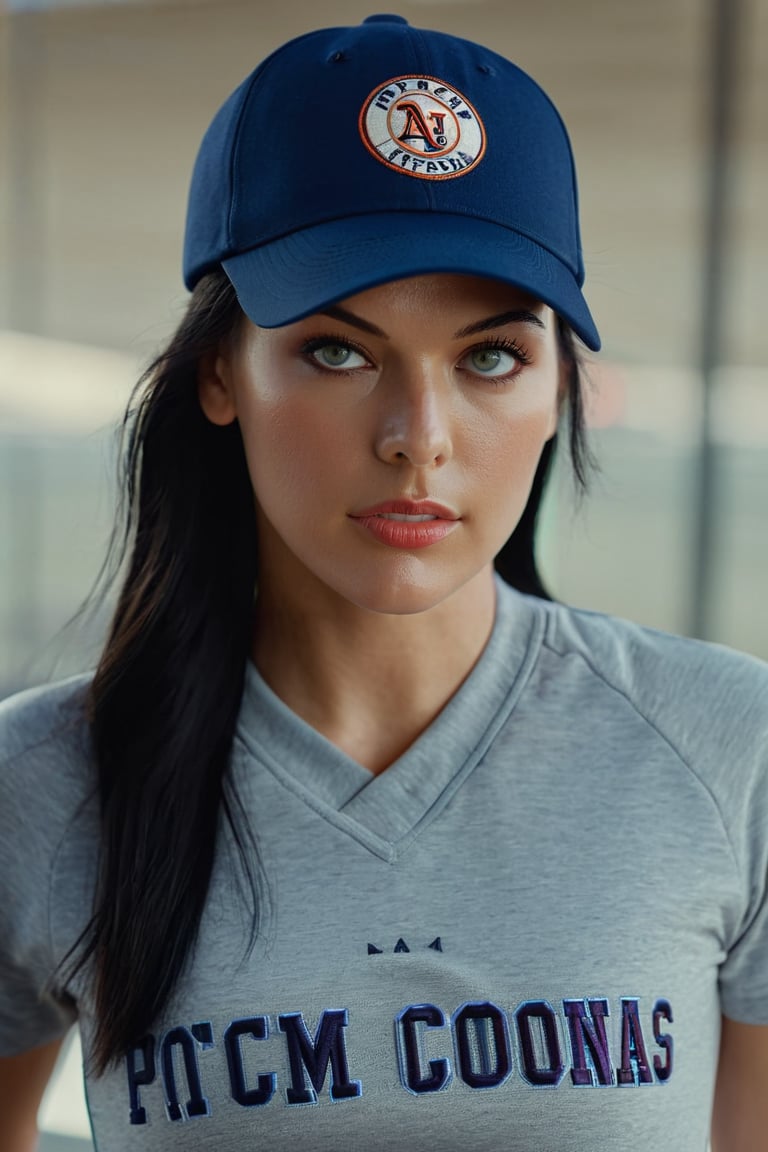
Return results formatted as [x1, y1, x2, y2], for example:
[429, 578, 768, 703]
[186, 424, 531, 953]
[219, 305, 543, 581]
[337, 273, 547, 322]
[237, 273, 556, 350]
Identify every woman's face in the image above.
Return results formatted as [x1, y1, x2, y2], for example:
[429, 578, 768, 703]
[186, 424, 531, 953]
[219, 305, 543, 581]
[200, 273, 564, 616]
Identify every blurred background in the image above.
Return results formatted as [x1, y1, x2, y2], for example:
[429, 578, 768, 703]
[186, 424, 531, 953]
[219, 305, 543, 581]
[0, 0, 765, 1147]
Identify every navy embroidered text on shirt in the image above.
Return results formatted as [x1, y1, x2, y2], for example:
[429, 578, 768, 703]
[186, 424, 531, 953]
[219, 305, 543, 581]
[125, 995, 674, 1126]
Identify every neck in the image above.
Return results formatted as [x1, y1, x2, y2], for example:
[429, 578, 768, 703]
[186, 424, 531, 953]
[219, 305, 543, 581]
[252, 566, 497, 774]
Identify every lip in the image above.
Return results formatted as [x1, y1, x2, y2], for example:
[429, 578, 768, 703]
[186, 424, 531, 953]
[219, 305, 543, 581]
[348, 499, 460, 550]
[349, 499, 460, 520]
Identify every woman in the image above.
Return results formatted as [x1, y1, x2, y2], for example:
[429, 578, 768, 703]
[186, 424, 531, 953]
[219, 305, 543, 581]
[1, 14, 766, 1151]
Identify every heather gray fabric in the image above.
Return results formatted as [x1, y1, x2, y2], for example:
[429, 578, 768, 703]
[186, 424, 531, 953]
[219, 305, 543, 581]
[1, 575, 767, 1150]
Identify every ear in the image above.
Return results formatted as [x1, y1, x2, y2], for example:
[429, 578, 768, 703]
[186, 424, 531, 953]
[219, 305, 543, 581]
[198, 346, 238, 426]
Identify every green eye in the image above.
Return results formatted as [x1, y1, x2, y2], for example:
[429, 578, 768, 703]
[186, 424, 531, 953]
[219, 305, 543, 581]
[320, 344, 351, 366]
[309, 342, 368, 370]
[470, 348, 505, 374]
[460, 341, 529, 380]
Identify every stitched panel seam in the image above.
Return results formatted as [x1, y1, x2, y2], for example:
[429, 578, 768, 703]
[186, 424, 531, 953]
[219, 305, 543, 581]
[232, 739, 396, 864]
[541, 631, 743, 891]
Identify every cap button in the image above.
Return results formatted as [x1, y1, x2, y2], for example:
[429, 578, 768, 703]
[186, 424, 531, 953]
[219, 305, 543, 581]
[363, 14, 410, 23]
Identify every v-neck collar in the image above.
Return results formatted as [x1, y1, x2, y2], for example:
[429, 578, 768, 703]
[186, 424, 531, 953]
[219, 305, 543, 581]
[235, 576, 544, 858]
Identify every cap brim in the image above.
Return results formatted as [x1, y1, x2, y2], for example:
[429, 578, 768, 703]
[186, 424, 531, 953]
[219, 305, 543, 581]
[222, 213, 600, 352]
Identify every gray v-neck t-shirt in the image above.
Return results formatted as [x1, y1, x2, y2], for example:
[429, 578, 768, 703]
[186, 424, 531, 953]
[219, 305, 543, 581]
[2, 576, 767, 1150]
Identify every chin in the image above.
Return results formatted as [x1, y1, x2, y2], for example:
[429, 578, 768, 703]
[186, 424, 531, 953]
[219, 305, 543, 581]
[326, 559, 488, 617]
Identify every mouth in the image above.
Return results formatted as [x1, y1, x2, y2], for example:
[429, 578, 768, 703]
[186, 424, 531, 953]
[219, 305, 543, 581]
[350, 499, 460, 521]
[375, 512, 438, 522]
[348, 500, 460, 550]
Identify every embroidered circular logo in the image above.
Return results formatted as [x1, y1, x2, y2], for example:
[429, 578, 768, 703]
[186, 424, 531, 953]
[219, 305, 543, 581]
[359, 75, 486, 180]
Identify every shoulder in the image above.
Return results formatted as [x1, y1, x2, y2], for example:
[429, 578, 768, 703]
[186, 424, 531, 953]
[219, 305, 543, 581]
[0, 672, 92, 746]
[0, 676, 95, 1052]
[0, 673, 98, 933]
[535, 596, 768, 802]
[0, 673, 96, 821]
[540, 599, 767, 726]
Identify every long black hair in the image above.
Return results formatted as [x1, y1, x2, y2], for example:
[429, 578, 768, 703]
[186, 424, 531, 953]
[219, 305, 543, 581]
[67, 268, 592, 1074]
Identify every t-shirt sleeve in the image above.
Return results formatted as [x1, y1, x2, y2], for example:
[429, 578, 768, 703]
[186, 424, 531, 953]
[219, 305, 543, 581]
[0, 682, 87, 1055]
[691, 648, 768, 1025]
[574, 612, 768, 1027]
[716, 717, 768, 1024]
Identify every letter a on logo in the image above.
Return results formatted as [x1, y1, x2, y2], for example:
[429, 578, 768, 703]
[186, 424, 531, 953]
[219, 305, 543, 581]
[397, 101, 441, 153]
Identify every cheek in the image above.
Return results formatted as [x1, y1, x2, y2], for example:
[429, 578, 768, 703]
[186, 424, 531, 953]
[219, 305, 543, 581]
[469, 411, 552, 547]
[236, 387, 350, 512]
[469, 386, 558, 491]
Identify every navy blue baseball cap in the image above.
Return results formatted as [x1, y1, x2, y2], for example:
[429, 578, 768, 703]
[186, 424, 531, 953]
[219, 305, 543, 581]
[183, 14, 600, 350]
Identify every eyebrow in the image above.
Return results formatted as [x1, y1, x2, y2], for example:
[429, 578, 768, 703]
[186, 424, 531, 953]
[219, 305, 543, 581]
[320, 305, 386, 337]
[454, 310, 547, 337]
[320, 304, 547, 340]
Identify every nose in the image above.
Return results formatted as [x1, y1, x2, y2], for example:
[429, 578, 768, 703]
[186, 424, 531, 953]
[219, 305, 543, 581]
[374, 363, 454, 468]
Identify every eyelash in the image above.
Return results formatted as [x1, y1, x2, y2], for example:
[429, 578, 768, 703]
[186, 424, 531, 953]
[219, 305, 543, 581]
[300, 332, 371, 374]
[299, 333, 533, 380]
[469, 337, 533, 378]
